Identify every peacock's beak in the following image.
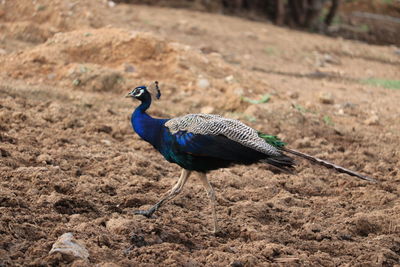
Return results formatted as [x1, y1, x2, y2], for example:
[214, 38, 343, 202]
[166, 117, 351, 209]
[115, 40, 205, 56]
[125, 91, 134, 98]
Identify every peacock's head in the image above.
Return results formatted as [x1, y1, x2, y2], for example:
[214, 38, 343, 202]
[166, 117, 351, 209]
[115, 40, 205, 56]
[126, 81, 161, 101]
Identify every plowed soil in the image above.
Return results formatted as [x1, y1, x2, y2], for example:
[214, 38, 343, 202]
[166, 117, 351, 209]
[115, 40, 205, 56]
[1, 1, 399, 266]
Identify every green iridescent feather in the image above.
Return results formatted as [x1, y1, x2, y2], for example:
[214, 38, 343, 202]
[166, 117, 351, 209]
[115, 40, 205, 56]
[258, 132, 286, 148]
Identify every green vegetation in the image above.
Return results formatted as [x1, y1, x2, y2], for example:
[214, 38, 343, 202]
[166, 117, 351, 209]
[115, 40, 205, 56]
[323, 115, 334, 126]
[361, 78, 400, 90]
[293, 104, 315, 114]
[242, 94, 271, 104]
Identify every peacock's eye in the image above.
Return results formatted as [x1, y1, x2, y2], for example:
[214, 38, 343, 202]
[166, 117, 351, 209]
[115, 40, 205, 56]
[134, 88, 145, 97]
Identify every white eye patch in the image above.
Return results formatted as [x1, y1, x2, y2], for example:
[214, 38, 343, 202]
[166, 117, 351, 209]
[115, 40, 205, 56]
[135, 89, 145, 97]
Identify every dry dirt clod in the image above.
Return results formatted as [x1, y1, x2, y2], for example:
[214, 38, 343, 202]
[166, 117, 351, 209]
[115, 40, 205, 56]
[318, 91, 334, 104]
[49, 233, 89, 261]
[37, 153, 52, 164]
[201, 106, 215, 114]
[225, 75, 235, 83]
[288, 91, 299, 99]
[364, 115, 380, 125]
[197, 77, 210, 89]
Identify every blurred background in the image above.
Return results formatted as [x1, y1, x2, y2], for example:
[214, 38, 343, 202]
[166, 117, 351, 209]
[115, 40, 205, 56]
[115, 0, 400, 45]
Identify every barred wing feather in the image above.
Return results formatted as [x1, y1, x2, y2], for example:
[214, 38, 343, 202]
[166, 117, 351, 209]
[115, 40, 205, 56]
[165, 114, 281, 157]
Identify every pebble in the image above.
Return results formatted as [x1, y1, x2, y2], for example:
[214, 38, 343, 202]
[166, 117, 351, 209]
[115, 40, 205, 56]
[59, 159, 70, 171]
[197, 78, 210, 89]
[107, 1, 116, 8]
[323, 53, 340, 65]
[318, 91, 334, 104]
[336, 109, 345, 115]
[225, 75, 235, 83]
[364, 115, 379, 125]
[101, 139, 112, 146]
[49, 233, 89, 260]
[200, 106, 214, 114]
[288, 91, 299, 99]
[124, 64, 135, 73]
[37, 154, 52, 164]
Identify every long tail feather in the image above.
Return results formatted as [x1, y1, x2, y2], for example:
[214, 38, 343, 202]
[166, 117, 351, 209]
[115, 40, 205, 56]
[281, 148, 377, 183]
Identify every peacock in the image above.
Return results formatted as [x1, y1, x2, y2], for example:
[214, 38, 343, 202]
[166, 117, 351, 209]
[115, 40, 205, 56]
[127, 81, 377, 233]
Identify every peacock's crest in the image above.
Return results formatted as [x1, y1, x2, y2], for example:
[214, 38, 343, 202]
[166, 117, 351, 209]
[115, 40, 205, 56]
[147, 81, 161, 100]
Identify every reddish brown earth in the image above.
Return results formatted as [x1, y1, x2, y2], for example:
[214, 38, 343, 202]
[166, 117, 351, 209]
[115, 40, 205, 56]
[1, 1, 400, 266]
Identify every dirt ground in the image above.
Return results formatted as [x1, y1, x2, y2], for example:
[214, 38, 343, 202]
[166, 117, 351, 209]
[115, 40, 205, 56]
[1, 1, 400, 266]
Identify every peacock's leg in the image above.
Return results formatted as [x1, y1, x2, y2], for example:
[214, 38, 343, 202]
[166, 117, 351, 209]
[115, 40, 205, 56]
[198, 172, 218, 234]
[134, 169, 192, 218]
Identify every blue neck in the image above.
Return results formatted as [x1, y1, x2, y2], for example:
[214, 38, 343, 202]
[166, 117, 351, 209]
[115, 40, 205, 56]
[131, 96, 167, 149]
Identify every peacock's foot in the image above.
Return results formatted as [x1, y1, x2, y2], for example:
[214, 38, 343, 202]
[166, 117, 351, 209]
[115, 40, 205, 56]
[133, 206, 157, 218]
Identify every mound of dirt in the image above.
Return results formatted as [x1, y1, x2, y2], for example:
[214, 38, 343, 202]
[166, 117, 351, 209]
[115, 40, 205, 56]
[1, 27, 246, 111]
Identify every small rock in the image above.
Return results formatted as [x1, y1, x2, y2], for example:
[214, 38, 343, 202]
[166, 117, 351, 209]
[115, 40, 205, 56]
[364, 115, 379, 125]
[107, 1, 116, 8]
[225, 75, 235, 83]
[37, 154, 52, 164]
[197, 78, 210, 89]
[101, 139, 112, 146]
[97, 125, 112, 134]
[288, 91, 299, 99]
[200, 106, 214, 114]
[318, 91, 334, 104]
[323, 53, 340, 65]
[124, 64, 135, 73]
[49, 233, 89, 260]
[59, 159, 70, 171]
[336, 109, 345, 115]
[0, 48, 7, 55]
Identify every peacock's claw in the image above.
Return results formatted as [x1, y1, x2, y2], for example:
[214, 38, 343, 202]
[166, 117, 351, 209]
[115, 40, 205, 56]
[133, 207, 157, 218]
